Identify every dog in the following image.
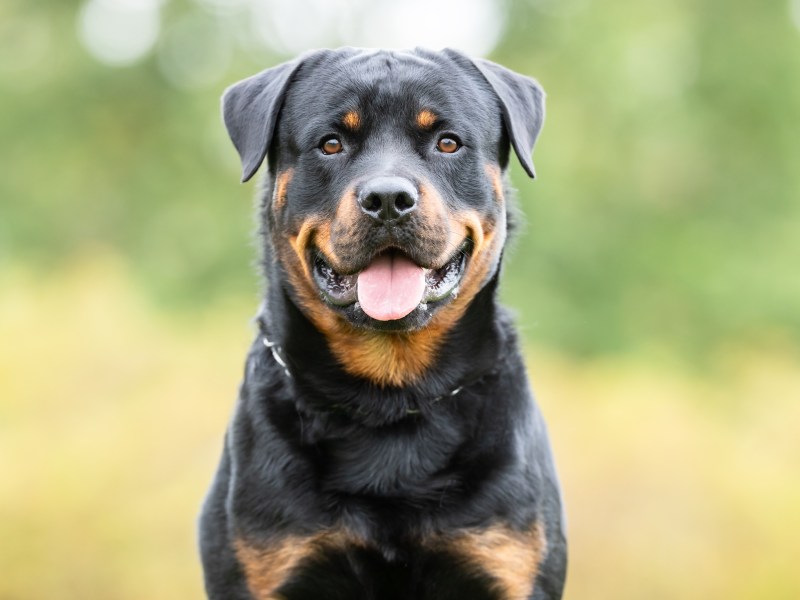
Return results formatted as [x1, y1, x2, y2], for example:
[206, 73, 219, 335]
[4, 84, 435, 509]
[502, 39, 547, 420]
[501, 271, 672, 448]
[199, 47, 567, 600]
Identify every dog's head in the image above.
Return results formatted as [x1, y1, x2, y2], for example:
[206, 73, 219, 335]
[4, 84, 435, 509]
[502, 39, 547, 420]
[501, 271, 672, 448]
[223, 48, 544, 386]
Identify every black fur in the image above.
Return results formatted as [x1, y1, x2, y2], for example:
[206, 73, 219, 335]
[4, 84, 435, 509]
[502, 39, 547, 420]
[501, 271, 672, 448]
[200, 48, 566, 600]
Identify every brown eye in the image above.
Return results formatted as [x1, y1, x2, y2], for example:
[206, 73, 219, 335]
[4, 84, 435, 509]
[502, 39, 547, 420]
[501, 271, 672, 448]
[321, 137, 343, 155]
[437, 137, 460, 153]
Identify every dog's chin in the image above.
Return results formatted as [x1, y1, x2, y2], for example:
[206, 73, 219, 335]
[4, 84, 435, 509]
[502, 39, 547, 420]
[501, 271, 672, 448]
[310, 243, 470, 332]
[324, 302, 434, 332]
[324, 302, 438, 332]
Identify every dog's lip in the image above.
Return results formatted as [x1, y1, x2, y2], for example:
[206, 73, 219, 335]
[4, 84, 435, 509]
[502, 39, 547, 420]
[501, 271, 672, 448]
[312, 254, 358, 306]
[422, 244, 469, 303]
[311, 243, 471, 309]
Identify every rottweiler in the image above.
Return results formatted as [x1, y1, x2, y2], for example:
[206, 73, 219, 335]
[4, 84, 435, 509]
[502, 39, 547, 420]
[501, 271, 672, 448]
[199, 47, 567, 600]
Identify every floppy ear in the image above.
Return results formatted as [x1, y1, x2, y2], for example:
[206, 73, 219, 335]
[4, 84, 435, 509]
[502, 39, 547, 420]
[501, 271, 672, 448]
[221, 59, 304, 182]
[448, 51, 545, 178]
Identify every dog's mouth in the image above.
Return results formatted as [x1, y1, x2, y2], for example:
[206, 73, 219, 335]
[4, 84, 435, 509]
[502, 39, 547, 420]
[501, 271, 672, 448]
[312, 243, 470, 323]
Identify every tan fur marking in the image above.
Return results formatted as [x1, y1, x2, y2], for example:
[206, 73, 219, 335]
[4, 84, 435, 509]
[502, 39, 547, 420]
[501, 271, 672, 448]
[235, 530, 363, 600]
[275, 182, 504, 387]
[272, 169, 294, 211]
[282, 217, 341, 334]
[428, 523, 547, 600]
[417, 182, 451, 232]
[325, 204, 502, 387]
[484, 163, 504, 203]
[333, 187, 361, 235]
[322, 183, 452, 386]
[327, 328, 440, 387]
[313, 221, 335, 268]
[342, 111, 361, 130]
[423, 206, 504, 337]
[287, 219, 317, 282]
[416, 109, 437, 129]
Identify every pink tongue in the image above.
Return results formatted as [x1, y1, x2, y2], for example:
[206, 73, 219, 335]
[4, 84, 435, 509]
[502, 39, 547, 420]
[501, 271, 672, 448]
[357, 253, 426, 321]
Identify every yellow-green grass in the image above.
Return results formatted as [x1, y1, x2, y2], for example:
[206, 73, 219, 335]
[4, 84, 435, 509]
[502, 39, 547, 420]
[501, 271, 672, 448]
[1, 255, 798, 599]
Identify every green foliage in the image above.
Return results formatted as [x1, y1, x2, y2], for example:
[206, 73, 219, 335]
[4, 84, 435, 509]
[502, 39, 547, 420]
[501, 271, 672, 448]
[496, 0, 800, 359]
[1, 0, 798, 362]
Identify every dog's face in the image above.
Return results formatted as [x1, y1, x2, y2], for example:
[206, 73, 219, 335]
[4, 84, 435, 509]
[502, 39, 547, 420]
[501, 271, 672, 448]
[223, 48, 544, 385]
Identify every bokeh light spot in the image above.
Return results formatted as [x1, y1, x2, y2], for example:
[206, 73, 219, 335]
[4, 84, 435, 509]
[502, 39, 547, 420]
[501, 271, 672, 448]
[251, 0, 343, 56]
[250, 0, 505, 57]
[157, 14, 233, 90]
[196, 0, 250, 17]
[77, 0, 162, 67]
[357, 0, 505, 56]
[624, 22, 698, 102]
[790, 0, 800, 32]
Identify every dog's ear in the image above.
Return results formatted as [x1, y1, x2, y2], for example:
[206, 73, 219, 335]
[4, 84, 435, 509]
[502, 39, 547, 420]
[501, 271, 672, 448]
[221, 59, 304, 182]
[447, 50, 545, 178]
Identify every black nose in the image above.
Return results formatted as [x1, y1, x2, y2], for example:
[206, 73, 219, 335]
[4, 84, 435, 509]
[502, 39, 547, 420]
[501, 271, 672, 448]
[357, 177, 418, 223]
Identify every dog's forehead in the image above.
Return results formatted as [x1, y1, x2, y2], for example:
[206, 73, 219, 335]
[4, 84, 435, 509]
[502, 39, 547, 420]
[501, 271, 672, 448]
[282, 48, 495, 129]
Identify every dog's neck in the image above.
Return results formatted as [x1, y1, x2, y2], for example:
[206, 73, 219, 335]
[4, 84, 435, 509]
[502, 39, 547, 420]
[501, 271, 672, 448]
[256, 271, 508, 426]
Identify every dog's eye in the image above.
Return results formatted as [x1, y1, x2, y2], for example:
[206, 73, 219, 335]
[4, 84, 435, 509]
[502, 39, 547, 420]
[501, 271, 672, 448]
[436, 137, 461, 154]
[321, 137, 343, 155]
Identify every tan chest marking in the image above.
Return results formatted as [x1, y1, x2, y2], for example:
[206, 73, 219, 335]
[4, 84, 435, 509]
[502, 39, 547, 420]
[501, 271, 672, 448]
[235, 530, 362, 600]
[427, 523, 547, 600]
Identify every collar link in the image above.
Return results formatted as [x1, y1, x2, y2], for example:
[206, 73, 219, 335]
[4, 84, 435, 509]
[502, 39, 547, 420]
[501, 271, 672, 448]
[261, 334, 467, 412]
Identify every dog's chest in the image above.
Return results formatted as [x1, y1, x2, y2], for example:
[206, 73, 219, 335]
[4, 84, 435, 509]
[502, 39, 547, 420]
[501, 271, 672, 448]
[234, 521, 546, 600]
[312, 416, 467, 497]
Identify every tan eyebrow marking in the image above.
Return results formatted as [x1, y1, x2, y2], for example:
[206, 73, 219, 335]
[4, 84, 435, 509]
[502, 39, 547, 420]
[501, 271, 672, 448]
[416, 109, 437, 129]
[342, 111, 361, 130]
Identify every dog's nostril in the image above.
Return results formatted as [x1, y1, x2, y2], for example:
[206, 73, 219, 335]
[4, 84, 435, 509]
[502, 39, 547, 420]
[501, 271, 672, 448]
[394, 192, 415, 212]
[362, 194, 382, 213]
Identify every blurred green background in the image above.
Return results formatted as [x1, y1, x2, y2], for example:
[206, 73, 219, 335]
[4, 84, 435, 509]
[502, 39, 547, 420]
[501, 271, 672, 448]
[1, 0, 799, 598]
